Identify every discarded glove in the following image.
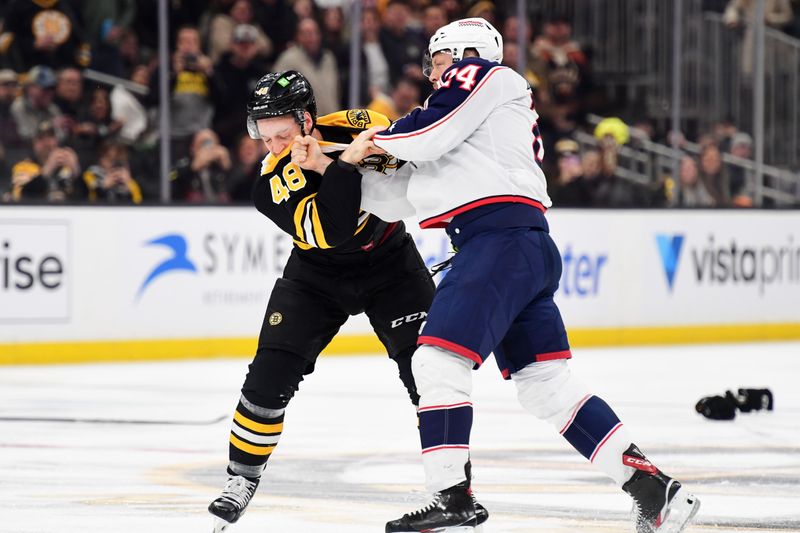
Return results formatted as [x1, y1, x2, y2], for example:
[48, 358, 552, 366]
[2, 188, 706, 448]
[696, 394, 737, 420]
[696, 388, 773, 420]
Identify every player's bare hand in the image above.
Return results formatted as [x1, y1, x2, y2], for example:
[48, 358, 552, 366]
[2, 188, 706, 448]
[340, 126, 387, 165]
[292, 134, 333, 174]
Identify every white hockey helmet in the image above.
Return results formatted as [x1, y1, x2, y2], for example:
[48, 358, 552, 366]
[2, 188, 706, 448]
[423, 17, 504, 76]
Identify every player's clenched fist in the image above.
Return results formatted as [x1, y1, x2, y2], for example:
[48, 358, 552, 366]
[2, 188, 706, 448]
[291, 134, 332, 174]
[340, 126, 387, 165]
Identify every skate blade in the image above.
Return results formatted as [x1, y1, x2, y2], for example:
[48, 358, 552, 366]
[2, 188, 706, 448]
[658, 490, 700, 533]
[391, 527, 476, 533]
[212, 517, 231, 533]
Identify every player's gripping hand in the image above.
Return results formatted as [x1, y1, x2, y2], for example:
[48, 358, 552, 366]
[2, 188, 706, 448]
[340, 126, 387, 165]
[292, 134, 333, 174]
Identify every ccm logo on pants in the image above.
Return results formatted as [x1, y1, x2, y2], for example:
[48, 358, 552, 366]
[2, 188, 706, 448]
[391, 311, 427, 328]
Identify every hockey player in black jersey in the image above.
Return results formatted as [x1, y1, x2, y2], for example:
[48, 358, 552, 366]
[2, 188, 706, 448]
[207, 70, 487, 532]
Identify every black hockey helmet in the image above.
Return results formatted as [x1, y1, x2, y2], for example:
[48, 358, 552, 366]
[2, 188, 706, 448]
[246, 70, 317, 139]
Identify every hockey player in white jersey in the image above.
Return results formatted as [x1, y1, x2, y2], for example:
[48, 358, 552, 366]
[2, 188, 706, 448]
[360, 17, 701, 533]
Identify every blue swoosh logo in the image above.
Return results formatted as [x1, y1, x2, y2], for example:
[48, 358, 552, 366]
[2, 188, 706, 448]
[136, 234, 197, 300]
[655, 234, 684, 291]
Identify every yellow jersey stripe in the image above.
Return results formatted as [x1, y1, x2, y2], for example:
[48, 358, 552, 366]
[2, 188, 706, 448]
[233, 410, 284, 434]
[293, 194, 315, 243]
[230, 434, 276, 456]
[354, 213, 371, 236]
[309, 201, 331, 249]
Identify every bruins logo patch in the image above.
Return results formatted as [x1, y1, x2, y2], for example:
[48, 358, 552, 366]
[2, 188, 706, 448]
[346, 109, 370, 128]
[268, 312, 283, 325]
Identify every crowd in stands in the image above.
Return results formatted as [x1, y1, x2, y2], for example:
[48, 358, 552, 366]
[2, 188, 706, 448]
[0, 0, 797, 206]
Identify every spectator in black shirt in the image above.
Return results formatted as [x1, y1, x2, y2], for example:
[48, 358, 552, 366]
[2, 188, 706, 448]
[8, 120, 81, 202]
[379, 0, 426, 86]
[171, 128, 231, 203]
[0, 0, 90, 70]
[212, 24, 270, 149]
[53, 67, 84, 133]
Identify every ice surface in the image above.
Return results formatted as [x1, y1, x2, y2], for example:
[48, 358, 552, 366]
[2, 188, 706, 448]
[1, 342, 799, 532]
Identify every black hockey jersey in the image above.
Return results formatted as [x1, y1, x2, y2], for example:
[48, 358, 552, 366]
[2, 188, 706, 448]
[252, 109, 403, 262]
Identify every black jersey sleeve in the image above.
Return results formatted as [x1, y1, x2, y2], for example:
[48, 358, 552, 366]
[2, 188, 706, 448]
[311, 160, 363, 247]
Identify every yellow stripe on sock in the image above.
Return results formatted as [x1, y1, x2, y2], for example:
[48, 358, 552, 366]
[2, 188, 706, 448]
[230, 434, 276, 456]
[233, 410, 284, 434]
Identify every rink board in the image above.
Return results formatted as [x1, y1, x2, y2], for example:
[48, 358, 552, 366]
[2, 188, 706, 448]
[1, 206, 799, 363]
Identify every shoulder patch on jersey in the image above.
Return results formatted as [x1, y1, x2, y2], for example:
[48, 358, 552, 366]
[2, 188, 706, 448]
[346, 109, 370, 128]
[318, 109, 390, 130]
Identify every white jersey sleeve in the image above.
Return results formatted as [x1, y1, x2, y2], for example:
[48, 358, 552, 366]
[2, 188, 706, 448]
[373, 58, 524, 161]
[359, 162, 416, 222]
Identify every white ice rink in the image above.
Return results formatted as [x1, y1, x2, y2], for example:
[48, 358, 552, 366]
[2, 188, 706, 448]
[1, 342, 799, 533]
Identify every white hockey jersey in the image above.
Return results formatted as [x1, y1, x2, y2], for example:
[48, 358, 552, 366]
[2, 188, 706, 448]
[366, 57, 551, 228]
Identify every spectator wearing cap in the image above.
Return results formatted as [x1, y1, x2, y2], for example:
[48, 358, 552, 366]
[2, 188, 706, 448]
[10, 66, 64, 142]
[0, 0, 90, 70]
[589, 121, 657, 207]
[9, 121, 81, 202]
[79, 141, 142, 204]
[80, 0, 137, 77]
[274, 18, 340, 115]
[207, 0, 272, 63]
[212, 23, 270, 149]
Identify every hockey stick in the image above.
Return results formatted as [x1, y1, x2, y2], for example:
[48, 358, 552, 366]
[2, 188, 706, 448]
[0, 414, 228, 425]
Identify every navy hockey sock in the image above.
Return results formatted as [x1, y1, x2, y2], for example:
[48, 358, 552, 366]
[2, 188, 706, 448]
[559, 395, 623, 462]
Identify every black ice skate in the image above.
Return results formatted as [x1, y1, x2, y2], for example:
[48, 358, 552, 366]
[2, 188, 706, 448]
[208, 474, 259, 532]
[622, 445, 700, 533]
[386, 480, 477, 533]
[473, 498, 489, 530]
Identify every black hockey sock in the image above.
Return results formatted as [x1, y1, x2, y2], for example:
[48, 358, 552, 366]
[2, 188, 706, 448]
[227, 400, 284, 479]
